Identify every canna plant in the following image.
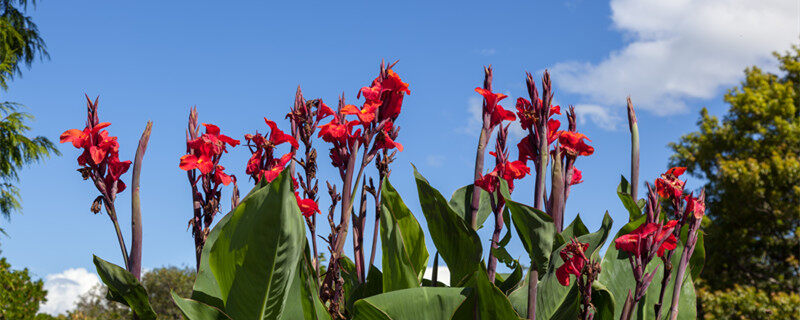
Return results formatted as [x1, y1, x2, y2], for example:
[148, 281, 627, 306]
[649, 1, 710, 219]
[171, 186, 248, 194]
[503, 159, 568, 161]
[61, 62, 705, 320]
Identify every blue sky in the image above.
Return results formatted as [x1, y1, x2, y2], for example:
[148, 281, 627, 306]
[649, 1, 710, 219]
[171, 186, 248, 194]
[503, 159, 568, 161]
[0, 0, 797, 314]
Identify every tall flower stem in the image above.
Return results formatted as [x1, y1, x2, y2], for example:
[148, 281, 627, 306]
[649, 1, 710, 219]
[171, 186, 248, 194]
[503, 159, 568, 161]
[129, 121, 152, 280]
[367, 172, 384, 269]
[668, 218, 701, 320]
[627, 97, 639, 201]
[470, 66, 493, 230]
[486, 195, 503, 283]
[353, 179, 368, 283]
[106, 205, 130, 270]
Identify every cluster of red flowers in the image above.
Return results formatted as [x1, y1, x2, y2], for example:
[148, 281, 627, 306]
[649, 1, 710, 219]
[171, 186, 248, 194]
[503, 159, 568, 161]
[179, 123, 239, 186]
[556, 239, 589, 286]
[244, 118, 297, 183]
[614, 220, 678, 258]
[60, 96, 131, 196]
[320, 68, 408, 171]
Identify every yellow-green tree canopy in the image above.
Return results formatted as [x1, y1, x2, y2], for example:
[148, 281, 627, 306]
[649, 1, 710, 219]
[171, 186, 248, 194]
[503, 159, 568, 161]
[670, 45, 800, 292]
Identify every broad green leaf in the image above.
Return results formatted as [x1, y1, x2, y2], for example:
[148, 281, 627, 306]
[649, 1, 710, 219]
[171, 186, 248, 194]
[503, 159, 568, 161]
[592, 281, 616, 320]
[208, 170, 306, 320]
[598, 215, 698, 320]
[339, 256, 359, 304]
[351, 287, 470, 320]
[413, 166, 482, 286]
[281, 243, 331, 320]
[495, 264, 524, 295]
[92, 255, 157, 320]
[172, 291, 233, 320]
[533, 213, 613, 320]
[506, 199, 556, 275]
[617, 175, 643, 221]
[448, 184, 492, 229]
[561, 214, 590, 242]
[549, 280, 616, 320]
[347, 265, 384, 313]
[191, 179, 273, 309]
[380, 178, 429, 292]
[453, 268, 522, 319]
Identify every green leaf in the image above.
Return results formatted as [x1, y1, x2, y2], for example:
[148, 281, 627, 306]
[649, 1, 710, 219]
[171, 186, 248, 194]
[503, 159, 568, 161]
[191, 179, 273, 309]
[598, 215, 698, 320]
[208, 170, 306, 320]
[380, 178, 429, 292]
[412, 165, 482, 286]
[281, 243, 331, 320]
[454, 268, 522, 319]
[347, 265, 384, 313]
[532, 213, 613, 320]
[351, 287, 470, 320]
[591, 281, 616, 319]
[92, 255, 157, 320]
[617, 175, 643, 221]
[448, 184, 492, 229]
[548, 280, 615, 320]
[506, 199, 556, 275]
[172, 291, 233, 320]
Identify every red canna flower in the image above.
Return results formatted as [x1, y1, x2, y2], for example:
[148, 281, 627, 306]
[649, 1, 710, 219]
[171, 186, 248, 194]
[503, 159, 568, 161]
[61, 97, 132, 197]
[558, 131, 594, 157]
[475, 167, 500, 194]
[264, 118, 299, 149]
[556, 239, 589, 286]
[475, 87, 508, 109]
[318, 116, 352, 144]
[381, 69, 411, 95]
[212, 165, 233, 186]
[375, 121, 403, 152]
[570, 168, 583, 185]
[655, 167, 686, 199]
[341, 103, 377, 124]
[614, 220, 678, 258]
[684, 192, 706, 220]
[179, 154, 214, 174]
[515, 97, 562, 131]
[295, 191, 321, 217]
[489, 105, 516, 128]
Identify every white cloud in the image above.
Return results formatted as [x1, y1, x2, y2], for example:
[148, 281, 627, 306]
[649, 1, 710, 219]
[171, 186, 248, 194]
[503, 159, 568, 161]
[478, 48, 497, 56]
[423, 266, 451, 286]
[457, 96, 483, 135]
[426, 155, 446, 167]
[573, 104, 623, 131]
[552, 0, 798, 120]
[40, 268, 99, 315]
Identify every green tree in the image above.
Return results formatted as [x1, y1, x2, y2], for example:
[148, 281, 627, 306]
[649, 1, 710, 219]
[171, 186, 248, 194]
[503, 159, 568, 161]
[67, 266, 195, 320]
[0, 257, 48, 319]
[0, 0, 55, 224]
[670, 45, 800, 292]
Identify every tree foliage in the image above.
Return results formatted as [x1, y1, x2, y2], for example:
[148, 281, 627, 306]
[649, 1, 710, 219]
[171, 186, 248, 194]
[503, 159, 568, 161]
[0, 0, 54, 224]
[698, 284, 800, 320]
[66, 266, 195, 320]
[670, 45, 800, 292]
[0, 256, 48, 319]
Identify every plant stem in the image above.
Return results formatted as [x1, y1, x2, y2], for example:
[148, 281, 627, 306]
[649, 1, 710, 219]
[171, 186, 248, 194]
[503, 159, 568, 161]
[627, 97, 639, 202]
[106, 204, 130, 271]
[668, 223, 700, 320]
[431, 252, 439, 287]
[486, 198, 503, 283]
[527, 268, 539, 319]
[470, 127, 490, 230]
[368, 175, 384, 269]
[129, 121, 152, 280]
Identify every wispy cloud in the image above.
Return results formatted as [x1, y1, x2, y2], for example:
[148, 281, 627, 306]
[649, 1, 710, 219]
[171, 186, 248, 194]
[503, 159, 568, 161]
[40, 268, 99, 315]
[552, 0, 798, 119]
[573, 104, 623, 131]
